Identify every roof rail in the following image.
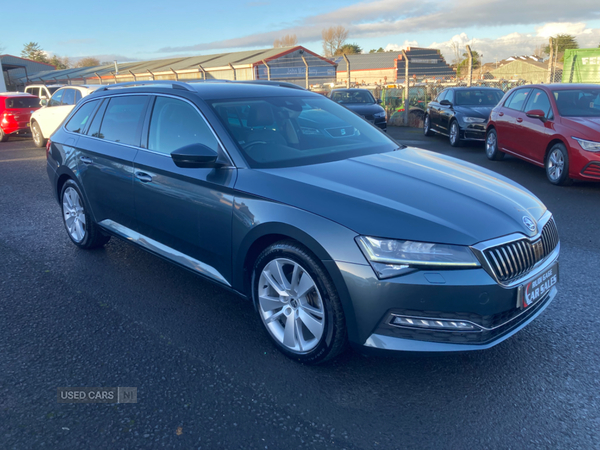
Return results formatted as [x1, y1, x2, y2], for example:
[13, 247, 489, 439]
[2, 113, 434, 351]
[235, 80, 305, 90]
[96, 80, 195, 92]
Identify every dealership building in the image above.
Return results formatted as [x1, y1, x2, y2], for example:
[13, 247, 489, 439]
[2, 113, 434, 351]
[17, 46, 337, 89]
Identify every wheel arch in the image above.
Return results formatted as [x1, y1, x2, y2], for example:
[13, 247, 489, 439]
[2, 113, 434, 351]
[544, 137, 569, 164]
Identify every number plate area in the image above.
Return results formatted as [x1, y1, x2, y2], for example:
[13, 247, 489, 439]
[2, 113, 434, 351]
[518, 263, 559, 309]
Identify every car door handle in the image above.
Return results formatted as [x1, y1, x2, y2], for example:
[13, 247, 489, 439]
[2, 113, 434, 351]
[135, 171, 153, 183]
[516, 118, 523, 123]
[80, 156, 93, 165]
[498, 112, 504, 117]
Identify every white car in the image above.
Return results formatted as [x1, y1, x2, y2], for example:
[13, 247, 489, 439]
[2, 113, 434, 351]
[30, 85, 102, 147]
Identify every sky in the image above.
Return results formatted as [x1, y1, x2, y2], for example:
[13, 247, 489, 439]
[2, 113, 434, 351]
[1, 0, 599, 65]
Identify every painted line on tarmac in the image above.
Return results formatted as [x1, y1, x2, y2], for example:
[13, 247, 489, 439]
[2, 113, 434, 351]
[0, 156, 46, 163]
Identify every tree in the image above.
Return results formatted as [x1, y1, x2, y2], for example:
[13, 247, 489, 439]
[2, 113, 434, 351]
[369, 47, 385, 53]
[543, 34, 578, 57]
[76, 57, 101, 68]
[21, 42, 49, 63]
[49, 55, 70, 70]
[322, 26, 348, 57]
[455, 50, 481, 76]
[335, 43, 362, 55]
[273, 34, 298, 48]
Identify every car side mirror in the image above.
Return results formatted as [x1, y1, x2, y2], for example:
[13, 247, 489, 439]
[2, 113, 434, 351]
[525, 109, 546, 122]
[171, 143, 220, 168]
[40, 98, 48, 106]
[377, 99, 382, 104]
[440, 99, 452, 106]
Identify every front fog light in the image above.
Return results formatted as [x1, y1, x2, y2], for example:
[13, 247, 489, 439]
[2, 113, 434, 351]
[390, 315, 479, 331]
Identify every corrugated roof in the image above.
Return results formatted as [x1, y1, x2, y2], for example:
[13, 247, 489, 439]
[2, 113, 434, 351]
[334, 53, 399, 71]
[19, 46, 332, 83]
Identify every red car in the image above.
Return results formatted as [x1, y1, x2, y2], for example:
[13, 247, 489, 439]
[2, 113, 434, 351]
[486, 84, 600, 185]
[0, 93, 41, 142]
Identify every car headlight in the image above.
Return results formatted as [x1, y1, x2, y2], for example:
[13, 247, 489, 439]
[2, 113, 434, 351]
[462, 117, 486, 123]
[373, 112, 386, 119]
[356, 236, 480, 279]
[573, 137, 600, 152]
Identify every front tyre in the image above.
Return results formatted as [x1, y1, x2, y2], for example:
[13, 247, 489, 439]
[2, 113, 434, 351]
[60, 180, 110, 249]
[0, 128, 9, 142]
[449, 120, 462, 147]
[252, 241, 347, 364]
[545, 143, 573, 186]
[423, 114, 433, 136]
[485, 129, 504, 161]
[32, 122, 46, 148]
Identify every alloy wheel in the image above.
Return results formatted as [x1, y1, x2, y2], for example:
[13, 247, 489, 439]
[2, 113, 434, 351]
[547, 149, 564, 182]
[424, 116, 429, 134]
[258, 258, 325, 353]
[449, 122, 459, 146]
[62, 187, 87, 242]
[486, 132, 496, 157]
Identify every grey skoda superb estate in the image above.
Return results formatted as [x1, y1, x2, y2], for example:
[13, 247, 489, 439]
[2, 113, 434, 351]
[47, 81, 559, 364]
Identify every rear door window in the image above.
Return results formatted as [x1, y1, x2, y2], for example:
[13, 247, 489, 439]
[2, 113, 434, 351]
[61, 89, 76, 106]
[148, 97, 219, 155]
[96, 96, 149, 146]
[504, 88, 531, 111]
[65, 100, 99, 134]
[75, 90, 82, 103]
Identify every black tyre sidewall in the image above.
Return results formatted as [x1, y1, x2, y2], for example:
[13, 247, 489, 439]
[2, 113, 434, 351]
[546, 143, 571, 186]
[0, 128, 8, 142]
[252, 242, 345, 364]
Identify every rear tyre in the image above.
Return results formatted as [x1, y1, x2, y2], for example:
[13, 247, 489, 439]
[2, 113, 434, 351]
[0, 129, 8, 142]
[545, 143, 573, 186]
[60, 179, 110, 249]
[252, 240, 347, 364]
[449, 120, 462, 147]
[485, 129, 505, 161]
[423, 115, 434, 136]
[32, 122, 46, 148]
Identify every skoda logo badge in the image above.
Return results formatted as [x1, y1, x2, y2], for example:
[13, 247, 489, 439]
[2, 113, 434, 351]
[522, 216, 536, 233]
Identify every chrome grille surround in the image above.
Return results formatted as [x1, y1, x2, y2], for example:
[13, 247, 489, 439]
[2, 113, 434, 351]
[471, 211, 559, 287]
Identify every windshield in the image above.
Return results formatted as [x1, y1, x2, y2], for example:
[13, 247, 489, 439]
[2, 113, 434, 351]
[5, 97, 40, 109]
[330, 90, 375, 104]
[554, 89, 600, 117]
[455, 90, 503, 106]
[210, 96, 397, 168]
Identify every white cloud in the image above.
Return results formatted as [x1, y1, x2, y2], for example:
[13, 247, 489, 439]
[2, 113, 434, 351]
[384, 40, 419, 52]
[419, 23, 600, 64]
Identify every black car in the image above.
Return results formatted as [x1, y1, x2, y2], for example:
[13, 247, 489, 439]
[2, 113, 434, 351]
[328, 88, 387, 131]
[424, 87, 504, 146]
[46, 81, 559, 364]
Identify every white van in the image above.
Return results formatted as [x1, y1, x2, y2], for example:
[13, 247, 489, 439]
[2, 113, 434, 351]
[24, 84, 65, 103]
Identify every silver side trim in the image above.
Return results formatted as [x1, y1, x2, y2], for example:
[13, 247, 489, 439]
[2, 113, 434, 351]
[99, 219, 230, 287]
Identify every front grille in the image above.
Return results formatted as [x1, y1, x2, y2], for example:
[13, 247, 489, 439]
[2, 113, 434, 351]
[581, 162, 600, 179]
[483, 218, 559, 284]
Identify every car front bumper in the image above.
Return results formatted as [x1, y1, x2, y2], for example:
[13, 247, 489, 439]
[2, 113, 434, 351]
[460, 123, 487, 141]
[329, 247, 559, 354]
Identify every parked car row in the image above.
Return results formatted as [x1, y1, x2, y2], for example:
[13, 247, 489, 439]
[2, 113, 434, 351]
[424, 85, 600, 186]
[46, 80, 559, 363]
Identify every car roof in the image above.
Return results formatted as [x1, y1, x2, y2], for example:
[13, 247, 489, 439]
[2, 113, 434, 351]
[330, 88, 371, 92]
[26, 84, 65, 88]
[513, 83, 600, 91]
[88, 81, 317, 101]
[0, 92, 38, 97]
[450, 87, 503, 91]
